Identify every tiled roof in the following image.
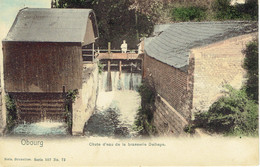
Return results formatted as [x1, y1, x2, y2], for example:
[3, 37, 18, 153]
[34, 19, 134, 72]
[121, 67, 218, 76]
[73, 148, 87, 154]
[3, 8, 97, 43]
[144, 21, 258, 71]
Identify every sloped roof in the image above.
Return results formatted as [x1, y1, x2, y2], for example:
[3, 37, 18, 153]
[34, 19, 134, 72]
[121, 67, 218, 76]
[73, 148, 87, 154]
[144, 21, 258, 72]
[3, 8, 98, 43]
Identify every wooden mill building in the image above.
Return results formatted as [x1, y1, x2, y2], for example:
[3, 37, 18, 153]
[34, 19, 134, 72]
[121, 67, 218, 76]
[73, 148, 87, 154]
[2, 8, 99, 122]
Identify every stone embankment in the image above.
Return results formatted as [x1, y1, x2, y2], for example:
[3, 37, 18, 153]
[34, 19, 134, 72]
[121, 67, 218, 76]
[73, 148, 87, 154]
[72, 63, 99, 135]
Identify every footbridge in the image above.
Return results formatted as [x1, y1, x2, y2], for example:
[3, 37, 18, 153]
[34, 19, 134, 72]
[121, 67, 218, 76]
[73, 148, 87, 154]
[97, 51, 142, 73]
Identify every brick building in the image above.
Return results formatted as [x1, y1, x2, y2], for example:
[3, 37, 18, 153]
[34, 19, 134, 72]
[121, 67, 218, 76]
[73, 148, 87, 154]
[142, 21, 258, 135]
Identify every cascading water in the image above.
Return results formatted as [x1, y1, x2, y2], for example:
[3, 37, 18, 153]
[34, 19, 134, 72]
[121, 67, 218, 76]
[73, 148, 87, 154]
[9, 122, 68, 136]
[8, 67, 142, 137]
[84, 71, 142, 138]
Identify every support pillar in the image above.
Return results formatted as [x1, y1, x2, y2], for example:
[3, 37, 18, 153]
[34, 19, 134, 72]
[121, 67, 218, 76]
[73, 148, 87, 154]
[106, 60, 112, 91]
[119, 60, 122, 79]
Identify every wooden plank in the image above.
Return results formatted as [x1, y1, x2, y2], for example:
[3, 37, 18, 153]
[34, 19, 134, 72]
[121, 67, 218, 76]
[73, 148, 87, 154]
[4, 42, 82, 93]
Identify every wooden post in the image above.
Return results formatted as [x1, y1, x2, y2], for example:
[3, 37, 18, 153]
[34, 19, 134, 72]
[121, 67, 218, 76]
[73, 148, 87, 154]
[92, 43, 95, 63]
[62, 85, 65, 93]
[108, 42, 111, 59]
[107, 60, 112, 91]
[108, 60, 111, 72]
[108, 42, 111, 54]
[44, 110, 47, 122]
[119, 60, 122, 79]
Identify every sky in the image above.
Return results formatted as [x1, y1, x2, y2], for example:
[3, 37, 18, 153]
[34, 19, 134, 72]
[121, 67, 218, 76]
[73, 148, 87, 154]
[0, 0, 51, 43]
[0, 0, 51, 91]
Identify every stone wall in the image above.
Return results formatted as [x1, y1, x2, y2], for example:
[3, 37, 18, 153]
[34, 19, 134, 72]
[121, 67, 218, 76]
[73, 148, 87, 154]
[153, 95, 189, 136]
[72, 63, 98, 135]
[191, 33, 257, 115]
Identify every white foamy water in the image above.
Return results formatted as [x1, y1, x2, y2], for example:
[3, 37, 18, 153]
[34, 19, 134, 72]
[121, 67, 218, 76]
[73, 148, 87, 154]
[9, 71, 142, 137]
[98, 71, 141, 127]
[97, 90, 140, 127]
[99, 71, 142, 92]
[84, 71, 142, 138]
[10, 122, 68, 136]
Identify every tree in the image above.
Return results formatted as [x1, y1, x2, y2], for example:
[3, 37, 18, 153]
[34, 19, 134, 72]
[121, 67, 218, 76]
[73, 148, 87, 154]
[53, 0, 153, 49]
[243, 39, 259, 102]
[212, 0, 258, 20]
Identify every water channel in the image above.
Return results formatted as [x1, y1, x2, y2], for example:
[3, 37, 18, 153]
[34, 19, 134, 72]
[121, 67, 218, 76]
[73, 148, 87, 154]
[9, 71, 142, 138]
[84, 71, 142, 138]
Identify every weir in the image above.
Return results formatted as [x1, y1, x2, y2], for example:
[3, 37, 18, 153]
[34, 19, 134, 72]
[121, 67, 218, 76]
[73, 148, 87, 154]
[83, 52, 142, 137]
[84, 71, 142, 138]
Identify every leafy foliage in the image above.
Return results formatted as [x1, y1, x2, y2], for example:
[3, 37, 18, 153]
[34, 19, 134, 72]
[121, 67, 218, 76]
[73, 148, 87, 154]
[131, 0, 173, 24]
[134, 82, 157, 135]
[195, 86, 258, 136]
[65, 89, 79, 133]
[5, 95, 18, 131]
[53, 0, 257, 48]
[169, 0, 258, 21]
[171, 6, 207, 21]
[66, 89, 79, 104]
[54, 0, 153, 49]
[212, 0, 258, 20]
[97, 61, 104, 74]
[243, 39, 258, 102]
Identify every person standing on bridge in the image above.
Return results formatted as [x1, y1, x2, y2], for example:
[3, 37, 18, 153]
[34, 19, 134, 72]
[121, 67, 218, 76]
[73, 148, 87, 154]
[121, 40, 128, 53]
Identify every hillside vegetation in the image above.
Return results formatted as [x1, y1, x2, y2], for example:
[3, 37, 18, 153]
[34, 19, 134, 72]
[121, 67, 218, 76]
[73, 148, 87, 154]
[52, 0, 258, 49]
[193, 40, 259, 137]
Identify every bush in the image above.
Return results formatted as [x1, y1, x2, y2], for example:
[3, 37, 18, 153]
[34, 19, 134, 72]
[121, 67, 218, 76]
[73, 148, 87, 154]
[5, 95, 18, 131]
[65, 89, 79, 133]
[195, 85, 258, 136]
[213, 0, 240, 19]
[212, 0, 258, 20]
[134, 82, 157, 135]
[171, 6, 207, 21]
[243, 39, 258, 102]
[97, 61, 104, 74]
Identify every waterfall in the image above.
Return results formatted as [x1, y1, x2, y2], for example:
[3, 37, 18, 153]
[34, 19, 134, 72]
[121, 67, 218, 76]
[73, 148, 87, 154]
[9, 70, 142, 137]
[99, 71, 142, 92]
[85, 71, 142, 138]
[9, 122, 68, 136]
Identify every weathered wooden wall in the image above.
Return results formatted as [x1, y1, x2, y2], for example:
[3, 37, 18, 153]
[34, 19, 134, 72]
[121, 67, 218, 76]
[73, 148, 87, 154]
[3, 42, 83, 93]
[11, 92, 66, 123]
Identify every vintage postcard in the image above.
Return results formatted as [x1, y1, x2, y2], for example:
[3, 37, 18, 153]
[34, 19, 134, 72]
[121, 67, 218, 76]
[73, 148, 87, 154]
[0, 0, 259, 166]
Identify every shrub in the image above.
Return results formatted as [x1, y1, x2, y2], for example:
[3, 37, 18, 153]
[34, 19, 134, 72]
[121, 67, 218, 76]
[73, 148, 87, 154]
[171, 6, 207, 21]
[243, 39, 258, 102]
[134, 82, 157, 135]
[65, 89, 79, 133]
[212, 0, 258, 20]
[195, 85, 258, 136]
[97, 62, 104, 74]
[5, 95, 18, 131]
[212, 0, 239, 19]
